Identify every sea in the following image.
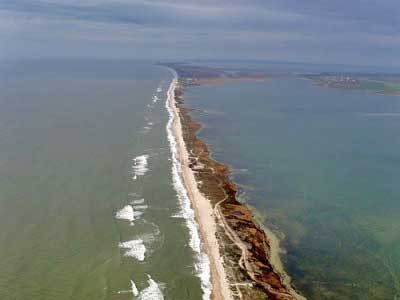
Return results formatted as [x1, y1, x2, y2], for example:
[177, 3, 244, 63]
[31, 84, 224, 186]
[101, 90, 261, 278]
[1, 59, 400, 300]
[184, 70, 400, 299]
[0, 60, 206, 300]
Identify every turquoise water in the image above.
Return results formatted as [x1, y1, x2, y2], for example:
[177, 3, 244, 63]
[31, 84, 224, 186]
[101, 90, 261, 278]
[0, 60, 202, 299]
[185, 78, 400, 299]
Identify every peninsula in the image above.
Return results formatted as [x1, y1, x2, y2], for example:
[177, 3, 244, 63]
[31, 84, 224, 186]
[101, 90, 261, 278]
[164, 63, 305, 300]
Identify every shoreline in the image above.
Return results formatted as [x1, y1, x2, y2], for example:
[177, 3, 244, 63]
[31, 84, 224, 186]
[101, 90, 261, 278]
[166, 77, 232, 300]
[167, 73, 305, 299]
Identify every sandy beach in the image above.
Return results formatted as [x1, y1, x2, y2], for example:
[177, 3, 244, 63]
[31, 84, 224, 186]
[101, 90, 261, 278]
[165, 65, 305, 299]
[167, 78, 233, 300]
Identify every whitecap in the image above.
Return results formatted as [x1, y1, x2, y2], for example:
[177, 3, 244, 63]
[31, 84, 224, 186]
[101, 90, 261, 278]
[132, 155, 149, 180]
[115, 205, 135, 224]
[131, 198, 145, 205]
[133, 205, 148, 210]
[131, 280, 139, 296]
[119, 239, 146, 261]
[165, 77, 212, 300]
[133, 211, 144, 218]
[137, 275, 164, 300]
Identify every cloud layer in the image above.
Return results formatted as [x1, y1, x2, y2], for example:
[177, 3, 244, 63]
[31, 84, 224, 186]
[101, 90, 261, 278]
[1, 0, 399, 67]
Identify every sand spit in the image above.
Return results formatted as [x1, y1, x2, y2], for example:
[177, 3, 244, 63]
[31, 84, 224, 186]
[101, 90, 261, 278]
[167, 72, 306, 299]
[167, 78, 233, 300]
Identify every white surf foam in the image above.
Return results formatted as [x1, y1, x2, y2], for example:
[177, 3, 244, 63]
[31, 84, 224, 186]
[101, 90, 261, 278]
[132, 154, 149, 180]
[153, 95, 159, 103]
[131, 280, 139, 296]
[115, 205, 135, 224]
[137, 275, 164, 300]
[116, 201, 147, 223]
[133, 210, 144, 218]
[132, 201, 147, 218]
[157, 87, 162, 93]
[131, 198, 145, 205]
[165, 76, 212, 300]
[119, 239, 146, 261]
[133, 204, 148, 210]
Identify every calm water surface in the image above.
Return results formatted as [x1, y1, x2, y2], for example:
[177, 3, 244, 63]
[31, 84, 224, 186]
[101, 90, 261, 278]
[185, 78, 400, 300]
[0, 60, 202, 300]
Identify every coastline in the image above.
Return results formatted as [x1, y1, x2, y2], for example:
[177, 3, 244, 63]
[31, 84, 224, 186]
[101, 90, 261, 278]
[166, 77, 232, 300]
[167, 73, 305, 299]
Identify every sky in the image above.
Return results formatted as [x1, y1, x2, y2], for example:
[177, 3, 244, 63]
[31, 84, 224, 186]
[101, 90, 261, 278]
[0, 0, 399, 67]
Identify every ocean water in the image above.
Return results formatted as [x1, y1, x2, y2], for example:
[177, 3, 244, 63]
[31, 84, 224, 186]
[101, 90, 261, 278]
[0, 60, 203, 300]
[184, 78, 400, 299]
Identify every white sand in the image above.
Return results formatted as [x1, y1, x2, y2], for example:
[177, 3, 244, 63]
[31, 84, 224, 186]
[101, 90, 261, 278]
[169, 79, 233, 300]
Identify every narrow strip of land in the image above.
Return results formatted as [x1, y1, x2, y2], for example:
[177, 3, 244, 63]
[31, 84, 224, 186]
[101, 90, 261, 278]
[169, 79, 233, 300]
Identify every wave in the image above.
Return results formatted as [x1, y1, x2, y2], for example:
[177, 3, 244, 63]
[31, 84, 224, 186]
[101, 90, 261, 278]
[165, 76, 212, 300]
[116, 201, 147, 225]
[133, 211, 144, 218]
[127, 276, 164, 299]
[115, 205, 135, 224]
[119, 239, 146, 261]
[137, 275, 164, 300]
[129, 192, 141, 198]
[132, 154, 149, 180]
[131, 198, 145, 205]
[119, 228, 161, 262]
[133, 201, 147, 218]
[131, 280, 139, 296]
[133, 204, 148, 210]
[153, 95, 159, 103]
[157, 87, 162, 93]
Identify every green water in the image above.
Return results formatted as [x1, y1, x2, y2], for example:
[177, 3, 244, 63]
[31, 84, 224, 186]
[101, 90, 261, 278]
[0, 60, 202, 299]
[185, 78, 400, 299]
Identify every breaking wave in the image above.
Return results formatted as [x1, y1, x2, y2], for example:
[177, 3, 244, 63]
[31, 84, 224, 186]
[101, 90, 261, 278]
[165, 76, 212, 300]
[115, 205, 135, 224]
[131, 198, 145, 205]
[131, 280, 139, 296]
[133, 204, 148, 210]
[119, 239, 146, 261]
[132, 155, 149, 180]
[137, 276, 164, 300]
[115, 201, 147, 225]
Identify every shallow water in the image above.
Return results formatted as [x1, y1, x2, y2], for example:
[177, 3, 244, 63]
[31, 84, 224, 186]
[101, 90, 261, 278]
[185, 78, 400, 299]
[0, 60, 202, 299]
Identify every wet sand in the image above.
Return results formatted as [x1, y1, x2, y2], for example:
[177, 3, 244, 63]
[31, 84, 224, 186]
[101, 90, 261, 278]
[167, 79, 233, 300]
[168, 72, 305, 300]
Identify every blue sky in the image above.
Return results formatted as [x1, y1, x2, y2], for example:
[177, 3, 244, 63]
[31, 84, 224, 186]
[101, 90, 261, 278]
[1, 0, 399, 67]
